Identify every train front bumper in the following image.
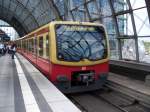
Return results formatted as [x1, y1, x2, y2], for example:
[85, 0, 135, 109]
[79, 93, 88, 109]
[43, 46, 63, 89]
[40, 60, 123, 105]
[54, 73, 108, 93]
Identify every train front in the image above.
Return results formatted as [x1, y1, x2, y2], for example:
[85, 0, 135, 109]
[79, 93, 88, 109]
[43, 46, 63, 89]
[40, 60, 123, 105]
[50, 22, 109, 93]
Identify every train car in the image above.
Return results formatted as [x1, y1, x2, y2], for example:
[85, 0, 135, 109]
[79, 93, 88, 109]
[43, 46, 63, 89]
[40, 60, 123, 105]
[15, 21, 109, 93]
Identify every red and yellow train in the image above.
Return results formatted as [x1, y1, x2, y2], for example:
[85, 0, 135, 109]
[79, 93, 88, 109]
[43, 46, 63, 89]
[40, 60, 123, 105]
[15, 21, 109, 93]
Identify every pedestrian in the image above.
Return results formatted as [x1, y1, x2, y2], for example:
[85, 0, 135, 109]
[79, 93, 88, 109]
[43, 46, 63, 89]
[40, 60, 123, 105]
[11, 42, 17, 59]
[0, 43, 4, 55]
[8, 44, 11, 54]
[3, 43, 7, 55]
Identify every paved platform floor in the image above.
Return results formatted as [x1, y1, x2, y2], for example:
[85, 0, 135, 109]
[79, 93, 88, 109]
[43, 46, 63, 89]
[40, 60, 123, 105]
[0, 53, 81, 112]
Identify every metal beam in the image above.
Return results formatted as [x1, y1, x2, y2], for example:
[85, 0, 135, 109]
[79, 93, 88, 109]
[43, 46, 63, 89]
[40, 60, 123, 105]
[126, 0, 139, 62]
[145, 0, 150, 24]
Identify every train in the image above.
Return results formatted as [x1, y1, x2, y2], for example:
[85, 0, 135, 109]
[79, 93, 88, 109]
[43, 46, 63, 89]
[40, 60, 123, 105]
[15, 21, 110, 93]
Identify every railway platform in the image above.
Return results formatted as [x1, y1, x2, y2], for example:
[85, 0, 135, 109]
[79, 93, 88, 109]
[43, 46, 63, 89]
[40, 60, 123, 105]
[0, 53, 81, 112]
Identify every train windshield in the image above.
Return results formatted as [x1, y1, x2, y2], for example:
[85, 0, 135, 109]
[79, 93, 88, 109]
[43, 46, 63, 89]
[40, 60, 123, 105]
[55, 24, 107, 61]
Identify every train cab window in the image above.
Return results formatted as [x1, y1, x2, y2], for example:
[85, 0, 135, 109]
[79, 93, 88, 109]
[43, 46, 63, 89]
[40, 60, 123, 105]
[39, 36, 43, 57]
[46, 35, 49, 58]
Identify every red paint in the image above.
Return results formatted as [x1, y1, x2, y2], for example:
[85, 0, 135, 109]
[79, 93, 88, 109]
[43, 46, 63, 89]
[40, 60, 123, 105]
[18, 48, 108, 84]
[50, 62, 109, 82]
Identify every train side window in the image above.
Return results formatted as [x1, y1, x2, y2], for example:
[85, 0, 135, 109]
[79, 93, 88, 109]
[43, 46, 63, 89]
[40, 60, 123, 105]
[31, 38, 34, 53]
[27, 40, 29, 52]
[33, 37, 37, 55]
[22, 40, 24, 50]
[21, 40, 22, 49]
[24, 40, 26, 51]
[39, 36, 43, 57]
[46, 35, 49, 58]
[26, 40, 27, 51]
[29, 39, 32, 52]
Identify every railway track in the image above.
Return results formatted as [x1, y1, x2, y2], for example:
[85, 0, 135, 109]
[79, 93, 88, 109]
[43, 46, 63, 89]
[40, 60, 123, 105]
[91, 90, 150, 112]
[105, 80, 150, 107]
[67, 88, 150, 112]
[68, 96, 88, 112]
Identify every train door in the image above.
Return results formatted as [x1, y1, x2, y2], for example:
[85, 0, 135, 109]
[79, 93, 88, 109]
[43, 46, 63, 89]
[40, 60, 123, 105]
[37, 36, 44, 71]
[45, 33, 50, 78]
[37, 34, 50, 77]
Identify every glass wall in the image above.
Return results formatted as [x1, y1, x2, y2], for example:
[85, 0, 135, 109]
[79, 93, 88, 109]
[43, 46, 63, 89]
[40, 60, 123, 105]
[53, 0, 150, 63]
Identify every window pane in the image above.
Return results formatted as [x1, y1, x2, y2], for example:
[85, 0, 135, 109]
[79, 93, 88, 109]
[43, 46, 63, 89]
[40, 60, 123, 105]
[33, 38, 37, 54]
[130, 0, 146, 9]
[46, 35, 49, 58]
[113, 0, 129, 13]
[56, 25, 108, 61]
[25, 40, 28, 52]
[39, 37, 43, 57]
[71, 0, 84, 8]
[117, 13, 134, 36]
[102, 17, 119, 59]
[87, 1, 99, 19]
[97, 0, 112, 17]
[29, 39, 33, 52]
[102, 17, 116, 35]
[121, 39, 136, 60]
[138, 38, 150, 63]
[71, 9, 86, 21]
[54, 0, 65, 16]
[133, 8, 150, 36]
[109, 39, 119, 59]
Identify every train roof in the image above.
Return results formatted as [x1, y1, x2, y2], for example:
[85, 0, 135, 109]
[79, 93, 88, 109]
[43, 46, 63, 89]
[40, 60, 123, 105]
[15, 21, 104, 41]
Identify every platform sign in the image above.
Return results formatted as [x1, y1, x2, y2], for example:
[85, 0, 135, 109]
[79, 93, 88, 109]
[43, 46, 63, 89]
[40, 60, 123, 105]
[0, 35, 10, 42]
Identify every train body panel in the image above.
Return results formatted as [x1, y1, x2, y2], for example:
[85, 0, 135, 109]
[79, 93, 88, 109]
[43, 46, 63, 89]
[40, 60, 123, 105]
[50, 62, 109, 81]
[16, 21, 109, 93]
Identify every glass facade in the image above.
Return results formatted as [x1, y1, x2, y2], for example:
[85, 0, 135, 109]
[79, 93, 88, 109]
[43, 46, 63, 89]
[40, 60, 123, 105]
[52, 0, 150, 63]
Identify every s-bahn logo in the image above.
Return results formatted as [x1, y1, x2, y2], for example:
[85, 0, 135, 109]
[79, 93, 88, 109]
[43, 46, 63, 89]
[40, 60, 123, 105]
[82, 66, 86, 70]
